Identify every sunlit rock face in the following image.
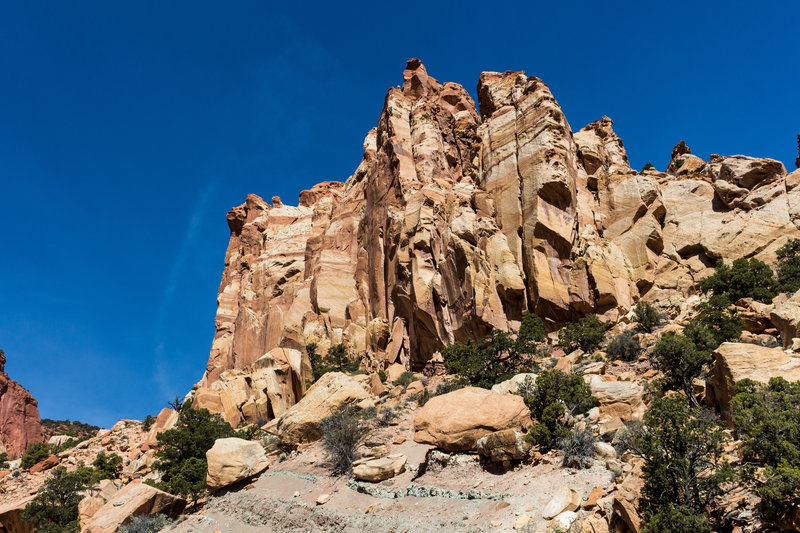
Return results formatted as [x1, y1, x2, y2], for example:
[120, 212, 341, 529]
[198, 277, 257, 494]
[199, 59, 800, 423]
[0, 352, 42, 458]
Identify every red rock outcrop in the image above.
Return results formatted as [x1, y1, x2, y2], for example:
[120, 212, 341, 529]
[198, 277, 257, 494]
[0, 351, 42, 458]
[198, 59, 800, 425]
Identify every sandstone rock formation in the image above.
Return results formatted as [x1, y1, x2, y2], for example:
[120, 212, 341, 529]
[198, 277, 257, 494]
[769, 290, 800, 348]
[413, 387, 531, 451]
[0, 495, 34, 533]
[198, 59, 800, 426]
[206, 437, 270, 491]
[275, 372, 372, 446]
[82, 481, 186, 533]
[709, 342, 800, 420]
[0, 351, 42, 458]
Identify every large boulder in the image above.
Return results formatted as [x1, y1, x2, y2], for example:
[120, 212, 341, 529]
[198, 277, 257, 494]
[82, 481, 186, 533]
[413, 387, 531, 451]
[206, 437, 270, 491]
[275, 372, 372, 446]
[0, 496, 35, 533]
[587, 375, 645, 421]
[770, 290, 800, 348]
[710, 342, 800, 420]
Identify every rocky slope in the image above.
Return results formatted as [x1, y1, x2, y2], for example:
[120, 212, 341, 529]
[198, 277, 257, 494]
[194, 59, 800, 427]
[0, 351, 42, 459]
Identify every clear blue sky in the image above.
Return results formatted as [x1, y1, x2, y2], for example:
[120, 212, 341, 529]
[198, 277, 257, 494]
[1, 1, 798, 427]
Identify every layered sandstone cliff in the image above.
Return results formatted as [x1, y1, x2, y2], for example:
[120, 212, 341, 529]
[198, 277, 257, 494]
[0, 351, 42, 458]
[195, 59, 800, 425]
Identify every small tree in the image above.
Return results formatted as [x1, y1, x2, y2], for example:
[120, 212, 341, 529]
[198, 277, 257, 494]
[517, 311, 547, 353]
[143, 414, 156, 431]
[558, 314, 608, 353]
[306, 342, 324, 381]
[731, 377, 800, 519]
[653, 333, 709, 408]
[688, 295, 744, 348]
[21, 442, 54, 470]
[442, 329, 536, 389]
[324, 343, 360, 373]
[146, 406, 236, 503]
[92, 451, 123, 480]
[632, 396, 734, 531]
[634, 301, 661, 333]
[523, 369, 595, 451]
[698, 257, 778, 303]
[776, 238, 800, 294]
[0, 452, 9, 469]
[393, 371, 415, 389]
[22, 466, 91, 532]
[606, 330, 643, 362]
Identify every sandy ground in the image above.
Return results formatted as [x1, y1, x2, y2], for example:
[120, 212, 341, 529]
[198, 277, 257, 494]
[166, 405, 614, 533]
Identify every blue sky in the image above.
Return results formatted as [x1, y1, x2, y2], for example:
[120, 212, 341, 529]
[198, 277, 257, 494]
[1, 1, 798, 427]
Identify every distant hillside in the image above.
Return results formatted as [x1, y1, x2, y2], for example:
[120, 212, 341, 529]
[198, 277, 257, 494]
[40, 418, 99, 441]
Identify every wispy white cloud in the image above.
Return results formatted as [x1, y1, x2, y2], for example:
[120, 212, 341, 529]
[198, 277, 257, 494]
[153, 181, 217, 401]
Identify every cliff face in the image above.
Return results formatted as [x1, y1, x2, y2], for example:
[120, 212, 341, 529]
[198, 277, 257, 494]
[195, 59, 800, 425]
[0, 352, 42, 458]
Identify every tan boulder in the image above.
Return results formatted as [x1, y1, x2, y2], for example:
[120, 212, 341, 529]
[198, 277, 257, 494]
[710, 342, 800, 420]
[386, 363, 406, 384]
[368, 373, 385, 396]
[588, 375, 645, 421]
[206, 437, 269, 491]
[576, 513, 610, 533]
[476, 428, 531, 463]
[542, 487, 581, 519]
[770, 290, 800, 348]
[413, 387, 531, 451]
[0, 496, 35, 533]
[352, 453, 407, 482]
[276, 372, 372, 446]
[490, 373, 537, 395]
[613, 466, 644, 533]
[81, 481, 185, 533]
[78, 495, 105, 522]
